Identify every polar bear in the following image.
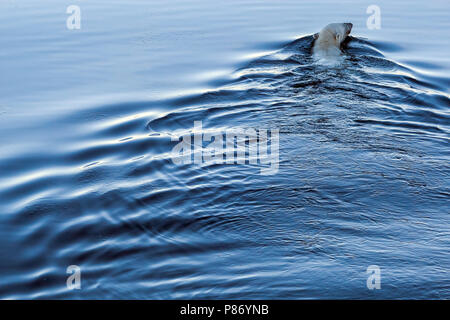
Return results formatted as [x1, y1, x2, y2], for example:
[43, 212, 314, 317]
[312, 23, 353, 57]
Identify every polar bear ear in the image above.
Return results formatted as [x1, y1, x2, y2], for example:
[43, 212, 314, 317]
[335, 34, 342, 42]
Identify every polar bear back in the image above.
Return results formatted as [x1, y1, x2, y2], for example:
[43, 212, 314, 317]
[312, 23, 353, 56]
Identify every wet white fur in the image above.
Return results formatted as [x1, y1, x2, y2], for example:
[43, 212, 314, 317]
[312, 23, 353, 60]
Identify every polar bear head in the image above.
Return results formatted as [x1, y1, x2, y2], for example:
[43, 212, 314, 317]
[312, 23, 353, 56]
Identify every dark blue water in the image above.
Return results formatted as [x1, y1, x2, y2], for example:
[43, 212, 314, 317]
[0, 0, 449, 299]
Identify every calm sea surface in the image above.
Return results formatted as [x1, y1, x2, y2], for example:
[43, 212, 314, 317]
[0, 0, 449, 299]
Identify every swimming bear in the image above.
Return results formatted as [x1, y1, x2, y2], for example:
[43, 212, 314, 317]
[312, 23, 353, 57]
